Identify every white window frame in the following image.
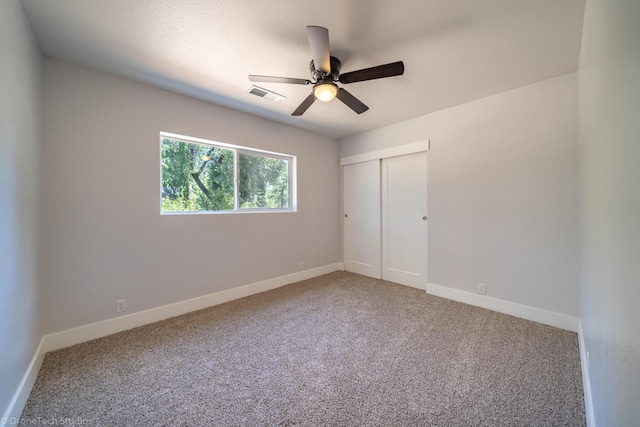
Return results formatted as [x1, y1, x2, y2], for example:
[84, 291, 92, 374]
[160, 131, 297, 214]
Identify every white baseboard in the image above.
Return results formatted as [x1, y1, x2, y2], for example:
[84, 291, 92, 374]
[43, 263, 343, 352]
[578, 319, 596, 427]
[426, 282, 578, 332]
[1, 340, 46, 427]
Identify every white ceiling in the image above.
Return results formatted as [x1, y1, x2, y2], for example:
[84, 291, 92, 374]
[21, 0, 585, 139]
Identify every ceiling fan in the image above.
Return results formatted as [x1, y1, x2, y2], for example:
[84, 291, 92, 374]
[249, 26, 405, 116]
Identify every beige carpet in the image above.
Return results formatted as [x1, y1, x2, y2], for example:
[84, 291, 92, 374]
[21, 271, 585, 426]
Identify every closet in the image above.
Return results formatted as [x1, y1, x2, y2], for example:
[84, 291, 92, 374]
[342, 143, 428, 289]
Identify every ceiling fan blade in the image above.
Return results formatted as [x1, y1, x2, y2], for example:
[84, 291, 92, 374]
[336, 88, 369, 114]
[249, 75, 311, 85]
[292, 93, 316, 116]
[306, 26, 331, 74]
[339, 61, 405, 84]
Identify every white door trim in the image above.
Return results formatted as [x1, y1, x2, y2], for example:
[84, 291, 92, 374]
[340, 140, 429, 166]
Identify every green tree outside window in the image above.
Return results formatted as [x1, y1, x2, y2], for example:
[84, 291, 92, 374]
[161, 137, 292, 213]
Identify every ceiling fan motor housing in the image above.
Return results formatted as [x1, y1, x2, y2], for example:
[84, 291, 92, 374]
[310, 56, 342, 81]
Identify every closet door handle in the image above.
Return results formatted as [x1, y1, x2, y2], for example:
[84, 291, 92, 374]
[422, 216, 427, 221]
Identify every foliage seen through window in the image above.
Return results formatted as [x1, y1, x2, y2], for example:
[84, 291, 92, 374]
[161, 136, 292, 213]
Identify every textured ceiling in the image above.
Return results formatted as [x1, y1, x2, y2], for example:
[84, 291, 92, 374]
[21, 0, 585, 139]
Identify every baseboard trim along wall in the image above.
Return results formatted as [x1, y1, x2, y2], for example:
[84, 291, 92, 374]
[1, 340, 46, 427]
[426, 282, 579, 332]
[43, 263, 345, 352]
[578, 319, 596, 427]
[1, 263, 343, 426]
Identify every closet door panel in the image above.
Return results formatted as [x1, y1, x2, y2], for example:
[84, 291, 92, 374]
[382, 152, 428, 288]
[343, 160, 381, 279]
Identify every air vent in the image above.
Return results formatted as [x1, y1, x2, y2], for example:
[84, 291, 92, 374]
[248, 85, 286, 102]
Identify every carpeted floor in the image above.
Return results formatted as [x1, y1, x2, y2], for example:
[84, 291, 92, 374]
[21, 271, 585, 426]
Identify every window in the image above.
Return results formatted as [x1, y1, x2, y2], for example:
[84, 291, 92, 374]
[160, 132, 295, 213]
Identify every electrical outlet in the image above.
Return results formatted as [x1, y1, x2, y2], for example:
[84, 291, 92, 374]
[116, 299, 127, 313]
[477, 283, 486, 295]
[299, 261, 304, 271]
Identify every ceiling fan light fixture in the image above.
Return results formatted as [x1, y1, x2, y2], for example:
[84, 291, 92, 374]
[313, 81, 338, 102]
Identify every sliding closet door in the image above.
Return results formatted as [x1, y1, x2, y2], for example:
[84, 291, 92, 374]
[343, 160, 382, 279]
[382, 152, 428, 288]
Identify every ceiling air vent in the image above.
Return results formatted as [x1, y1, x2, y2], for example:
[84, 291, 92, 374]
[248, 85, 286, 102]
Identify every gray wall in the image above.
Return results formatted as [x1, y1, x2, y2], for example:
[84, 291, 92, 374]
[579, 0, 640, 424]
[341, 73, 580, 317]
[40, 59, 341, 334]
[0, 0, 42, 417]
